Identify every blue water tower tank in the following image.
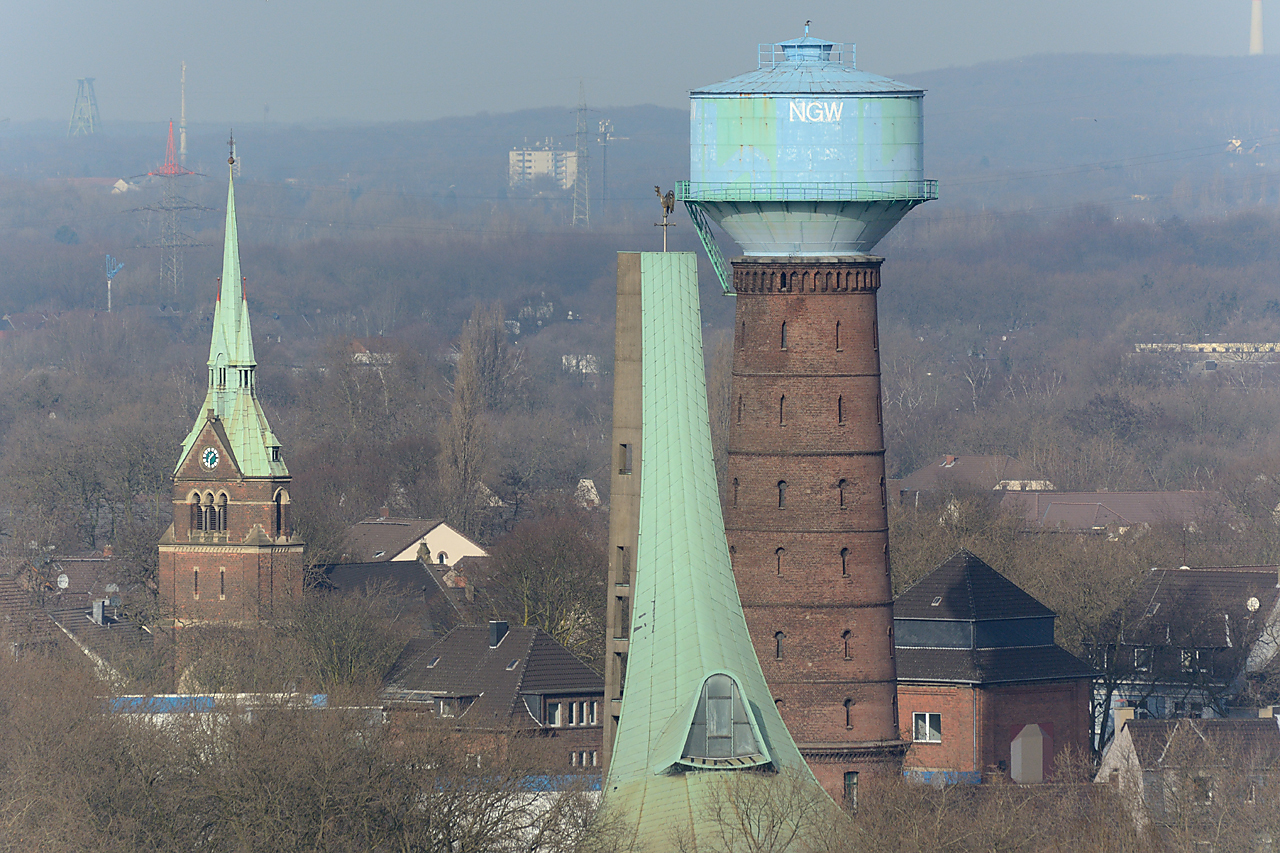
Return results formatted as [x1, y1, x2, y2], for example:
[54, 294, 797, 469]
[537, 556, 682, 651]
[679, 32, 936, 259]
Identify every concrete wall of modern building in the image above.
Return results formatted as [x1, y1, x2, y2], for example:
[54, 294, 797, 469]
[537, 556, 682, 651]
[602, 252, 643, 773]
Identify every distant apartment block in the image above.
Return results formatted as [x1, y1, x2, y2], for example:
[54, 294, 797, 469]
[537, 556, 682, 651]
[508, 142, 578, 190]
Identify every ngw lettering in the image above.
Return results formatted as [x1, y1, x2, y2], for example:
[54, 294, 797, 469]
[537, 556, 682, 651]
[789, 101, 844, 123]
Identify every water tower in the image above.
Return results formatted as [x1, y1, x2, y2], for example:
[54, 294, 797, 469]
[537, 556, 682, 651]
[679, 30, 935, 797]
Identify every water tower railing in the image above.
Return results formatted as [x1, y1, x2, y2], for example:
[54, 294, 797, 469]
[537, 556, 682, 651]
[758, 42, 855, 69]
[677, 179, 937, 203]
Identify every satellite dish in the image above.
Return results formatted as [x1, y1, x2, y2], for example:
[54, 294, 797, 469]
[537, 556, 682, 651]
[1248, 596, 1261, 613]
[56, 574, 69, 590]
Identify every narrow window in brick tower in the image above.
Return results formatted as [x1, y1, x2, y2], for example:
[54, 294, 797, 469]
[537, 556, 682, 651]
[880, 476, 887, 508]
[838, 479, 848, 509]
[775, 547, 784, 575]
[732, 478, 739, 508]
[739, 320, 745, 346]
[193, 568, 199, 599]
[215, 493, 227, 532]
[780, 321, 788, 349]
[835, 320, 842, 351]
[844, 698, 854, 727]
[220, 568, 226, 600]
[837, 395, 844, 424]
[190, 494, 202, 531]
[841, 547, 850, 577]
[779, 395, 786, 426]
[844, 771, 858, 810]
[774, 631, 785, 660]
[842, 630, 852, 660]
[777, 481, 787, 509]
[736, 395, 743, 424]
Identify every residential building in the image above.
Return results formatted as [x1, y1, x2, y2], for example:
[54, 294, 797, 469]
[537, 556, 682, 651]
[342, 516, 487, 567]
[897, 455, 1054, 503]
[384, 621, 604, 769]
[1002, 490, 1231, 536]
[895, 550, 1096, 783]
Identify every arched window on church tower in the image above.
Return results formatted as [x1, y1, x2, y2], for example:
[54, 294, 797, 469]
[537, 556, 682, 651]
[215, 493, 228, 532]
[202, 493, 215, 532]
[189, 492, 202, 531]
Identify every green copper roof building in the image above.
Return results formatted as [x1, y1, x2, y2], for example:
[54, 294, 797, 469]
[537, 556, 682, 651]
[602, 253, 840, 851]
[175, 160, 286, 479]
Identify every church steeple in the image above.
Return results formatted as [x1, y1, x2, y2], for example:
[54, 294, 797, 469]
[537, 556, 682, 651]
[176, 144, 286, 479]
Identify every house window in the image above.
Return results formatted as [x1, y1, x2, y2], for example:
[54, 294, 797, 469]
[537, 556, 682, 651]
[437, 553, 448, 565]
[546, 702, 561, 727]
[844, 771, 858, 809]
[1134, 647, 1153, 672]
[589, 701, 598, 725]
[913, 712, 942, 743]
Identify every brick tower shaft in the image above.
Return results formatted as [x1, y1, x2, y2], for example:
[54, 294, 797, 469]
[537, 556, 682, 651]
[724, 256, 906, 797]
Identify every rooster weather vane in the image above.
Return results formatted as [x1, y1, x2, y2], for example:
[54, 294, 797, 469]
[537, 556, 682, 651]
[654, 186, 677, 251]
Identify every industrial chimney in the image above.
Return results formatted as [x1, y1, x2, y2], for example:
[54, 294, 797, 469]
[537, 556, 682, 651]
[1252, 0, 1264, 55]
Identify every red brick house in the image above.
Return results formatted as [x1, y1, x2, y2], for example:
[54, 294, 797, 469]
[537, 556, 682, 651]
[384, 621, 604, 770]
[895, 551, 1096, 783]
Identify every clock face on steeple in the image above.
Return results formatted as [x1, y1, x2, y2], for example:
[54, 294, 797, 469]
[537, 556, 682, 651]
[201, 447, 220, 470]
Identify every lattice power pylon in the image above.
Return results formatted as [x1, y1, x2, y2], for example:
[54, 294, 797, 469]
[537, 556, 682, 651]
[68, 78, 101, 137]
[572, 83, 591, 229]
[136, 121, 208, 300]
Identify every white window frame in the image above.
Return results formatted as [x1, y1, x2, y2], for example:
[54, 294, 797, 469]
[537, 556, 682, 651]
[913, 712, 942, 743]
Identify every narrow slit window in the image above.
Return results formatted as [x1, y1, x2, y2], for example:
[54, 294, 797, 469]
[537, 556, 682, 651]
[842, 630, 852, 660]
[774, 631, 785, 660]
[841, 547, 850, 578]
[219, 568, 226, 599]
[835, 320, 842, 351]
[780, 321, 788, 349]
[838, 396, 844, 424]
[844, 698, 854, 728]
[193, 568, 199, 599]
[619, 443, 633, 475]
[775, 547, 784, 576]
[777, 481, 787, 509]
[736, 395, 743, 424]
[838, 479, 848, 509]
[779, 395, 786, 426]
[732, 478, 739, 508]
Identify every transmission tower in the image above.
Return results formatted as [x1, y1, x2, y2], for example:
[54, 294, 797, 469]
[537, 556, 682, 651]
[572, 82, 591, 229]
[68, 78, 101, 137]
[598, 119, 628, 218]
[136, 121, 207, 300]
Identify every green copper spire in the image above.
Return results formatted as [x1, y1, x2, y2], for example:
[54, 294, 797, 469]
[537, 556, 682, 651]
[602, 253, 838, 851]
[176, 148, 287, 479]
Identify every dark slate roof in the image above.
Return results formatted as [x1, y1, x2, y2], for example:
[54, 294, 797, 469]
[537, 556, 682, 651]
[896, 645, 1096, 685]
[0, 574, 57, 647]
[324, 560, 464, 637]
[898, 455, 1051, 493]
[342, 517, 445, 562]
[385, 625, 602, 728]
[894, 550, 1054, 621]
[1124, 718, 1280, 769]
[1001, 490, 1229, 531]
[1118, 565, 1280, 648]
[48, 606, 151, 663]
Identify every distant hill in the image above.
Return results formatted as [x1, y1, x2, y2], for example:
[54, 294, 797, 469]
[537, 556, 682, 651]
[4, 53, 1278, 221]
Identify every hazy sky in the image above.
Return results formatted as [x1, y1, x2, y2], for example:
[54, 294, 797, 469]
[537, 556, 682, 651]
[5, 0, 1274, 124]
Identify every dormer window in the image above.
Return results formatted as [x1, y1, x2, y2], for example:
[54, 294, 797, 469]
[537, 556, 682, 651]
[271, 447, 281, 463]
[681, 673, 764, 765]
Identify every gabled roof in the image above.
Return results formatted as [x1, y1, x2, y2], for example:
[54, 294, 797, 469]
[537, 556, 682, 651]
[385, 624, 602, 726]
[894, 550, 1054, 621]
[1121, 717, 1280, 769]
[898, 455, 1052, 494]
[342, 517, 446, 562]
[1002, 491, 1228, 531]
[1118, 565, 1280, 648]
[0, 574, 56, 647]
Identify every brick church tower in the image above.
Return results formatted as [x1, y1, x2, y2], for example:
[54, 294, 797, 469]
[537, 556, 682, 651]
[158, 150, 303, 627]
[680, 30, 936, 798]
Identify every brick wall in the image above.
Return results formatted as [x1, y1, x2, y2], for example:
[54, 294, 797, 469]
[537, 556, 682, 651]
[724, 256, 905, 797]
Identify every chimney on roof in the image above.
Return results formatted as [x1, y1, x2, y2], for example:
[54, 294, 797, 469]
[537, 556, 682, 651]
[489, 620, 508, 647]
[944, 455, 956, 466]
[103, 544, 113, 557]
[91, 599, 107, 626]
[379, 506, 390, 519]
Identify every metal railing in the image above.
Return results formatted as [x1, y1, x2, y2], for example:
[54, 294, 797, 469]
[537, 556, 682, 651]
[758, 42, 854, 69]
[677, 179, 938, 203]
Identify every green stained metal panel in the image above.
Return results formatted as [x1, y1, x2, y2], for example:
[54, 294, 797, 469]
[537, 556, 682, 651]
[602, 252, 829, 851]
[176, 166, 287, 480]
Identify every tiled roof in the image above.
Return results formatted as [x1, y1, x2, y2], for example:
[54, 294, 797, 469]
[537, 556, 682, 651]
[1118, 565, 1280, 647]
[896, 645, 1096, 685]
[342, 517, 444, 562]
[1002, 491, 1228, 531]
[898, 455, 1051, 493]
[0, 574, 56, 647]
[1123, 717, 1280, 769]
[48, 606, 151, 664]
[386, 624, 602, 727]
[894, 550, 1054, 621]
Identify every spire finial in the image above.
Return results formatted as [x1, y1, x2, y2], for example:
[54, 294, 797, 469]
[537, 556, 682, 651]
[228, 130, 235, 166]
[805, 20, 811, 35]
